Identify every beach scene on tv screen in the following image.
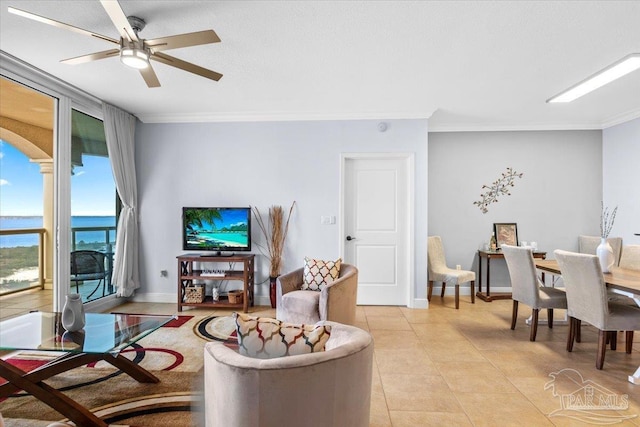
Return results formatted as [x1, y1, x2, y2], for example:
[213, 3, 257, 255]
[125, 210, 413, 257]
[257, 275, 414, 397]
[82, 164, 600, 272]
[184, 208, 249, 249]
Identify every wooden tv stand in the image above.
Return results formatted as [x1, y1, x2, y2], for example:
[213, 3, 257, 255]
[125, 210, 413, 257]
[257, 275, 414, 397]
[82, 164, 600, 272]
[177, 253, 255, 312]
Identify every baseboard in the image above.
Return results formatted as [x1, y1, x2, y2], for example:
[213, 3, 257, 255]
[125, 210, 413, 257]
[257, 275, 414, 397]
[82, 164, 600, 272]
[130, 288, 448, 309]
[84, 294, 123, 312]
[130, 292, 273, 308]
[439, 286, 512, 296]
[254, 295, 270, 307]
[412, 298, 429, 309]
[131, 293, 176, 303]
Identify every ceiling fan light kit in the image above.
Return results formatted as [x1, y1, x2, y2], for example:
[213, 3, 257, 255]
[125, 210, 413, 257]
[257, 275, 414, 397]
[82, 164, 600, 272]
[7, 0, 223, 87]
[547, 53, 640, 103]
[120, 45, 150, 69]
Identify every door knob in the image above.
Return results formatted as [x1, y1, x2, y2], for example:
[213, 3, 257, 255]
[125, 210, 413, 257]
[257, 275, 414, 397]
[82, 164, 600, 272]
[346, 235, 356, 241]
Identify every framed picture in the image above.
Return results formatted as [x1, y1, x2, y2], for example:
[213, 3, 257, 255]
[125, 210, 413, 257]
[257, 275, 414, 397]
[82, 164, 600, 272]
[494, 223, 518, 248]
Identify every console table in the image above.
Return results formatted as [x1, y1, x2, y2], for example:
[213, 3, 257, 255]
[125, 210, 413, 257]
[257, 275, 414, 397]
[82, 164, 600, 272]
[476, 249, 547, 302]
[177, 253, 255, 312]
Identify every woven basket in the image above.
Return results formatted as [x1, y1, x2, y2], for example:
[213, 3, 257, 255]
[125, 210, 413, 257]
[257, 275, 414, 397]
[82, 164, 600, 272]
[184, 285, 205, 303]
[228, 290, 244, 304]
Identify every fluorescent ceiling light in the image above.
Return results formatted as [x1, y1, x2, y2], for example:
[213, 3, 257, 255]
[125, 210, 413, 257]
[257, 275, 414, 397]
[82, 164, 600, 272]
[120, 47, 149, 69]
[547, 53, 640, 103]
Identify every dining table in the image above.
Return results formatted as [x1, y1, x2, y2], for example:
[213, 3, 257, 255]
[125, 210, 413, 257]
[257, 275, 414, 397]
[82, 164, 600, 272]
[534, 259, 640, 384]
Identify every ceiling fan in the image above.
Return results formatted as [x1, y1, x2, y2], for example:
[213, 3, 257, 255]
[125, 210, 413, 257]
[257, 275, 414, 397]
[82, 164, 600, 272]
[8, 0, 222, 87]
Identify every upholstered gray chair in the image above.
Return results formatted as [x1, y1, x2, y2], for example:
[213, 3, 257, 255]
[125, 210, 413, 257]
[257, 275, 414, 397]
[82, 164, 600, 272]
[620, 245, 640, 271]
[427, 236, 475, 309]
[502, 245, 567, 341]
[276, 264, 358, 325]
[578, 235, 623, 266]
[204, 322, 373, 427]
[555, 249, 640, 369]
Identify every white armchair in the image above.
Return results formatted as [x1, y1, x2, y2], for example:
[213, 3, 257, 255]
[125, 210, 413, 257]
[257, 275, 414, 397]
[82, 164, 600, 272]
[276, 264, 358, 325]
[204, 322, 373, 427]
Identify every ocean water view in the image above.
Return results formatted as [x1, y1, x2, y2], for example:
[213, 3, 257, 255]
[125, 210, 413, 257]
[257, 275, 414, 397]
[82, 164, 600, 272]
[0, 216, 116, 248]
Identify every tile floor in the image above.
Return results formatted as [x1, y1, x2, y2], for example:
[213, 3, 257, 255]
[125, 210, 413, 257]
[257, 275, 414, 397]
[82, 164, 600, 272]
[3, 290, 640, 426]
[115, 298, 640, 426]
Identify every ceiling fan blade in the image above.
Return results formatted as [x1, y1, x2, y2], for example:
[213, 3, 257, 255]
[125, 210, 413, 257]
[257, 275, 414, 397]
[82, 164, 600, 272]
[145, 30, 221, 53]
[140, 65, 161, 88]
[7, 6, 118, 45]
[151, 52, 223, 82]
[99, 0, 138, 42]
[61, 49, 120, 65]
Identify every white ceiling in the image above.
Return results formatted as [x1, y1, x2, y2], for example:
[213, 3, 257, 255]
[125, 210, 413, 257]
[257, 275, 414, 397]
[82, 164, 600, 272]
[1, 0, 639, 131]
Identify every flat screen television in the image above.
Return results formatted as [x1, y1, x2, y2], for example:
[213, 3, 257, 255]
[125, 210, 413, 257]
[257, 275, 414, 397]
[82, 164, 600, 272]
[182, 207, 251, 255]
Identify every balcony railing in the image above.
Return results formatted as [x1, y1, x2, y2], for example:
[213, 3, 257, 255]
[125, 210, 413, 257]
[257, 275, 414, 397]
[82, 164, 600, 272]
[71, 226, 116, 251]
[0, 228, 45, 295]
[0, 226, 116, 297]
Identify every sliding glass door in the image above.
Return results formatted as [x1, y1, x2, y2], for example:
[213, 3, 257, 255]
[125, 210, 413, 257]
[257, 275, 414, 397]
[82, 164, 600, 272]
[0, 76, 55, 308]
[70, 109, 118, 303]
[2, 52, 120, 312]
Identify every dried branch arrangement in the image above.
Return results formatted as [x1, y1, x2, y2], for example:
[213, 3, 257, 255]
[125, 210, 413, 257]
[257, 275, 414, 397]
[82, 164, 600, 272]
[252, 202, 296, 277]
[473, 167, 524, 214]
[600, 202, 618, 238]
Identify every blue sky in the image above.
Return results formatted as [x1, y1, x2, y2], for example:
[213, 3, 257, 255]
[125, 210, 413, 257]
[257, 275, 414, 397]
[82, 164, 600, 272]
[0, 140, 116, 216]
[217, 208, 250, 229]
[189, 208, 249, 230]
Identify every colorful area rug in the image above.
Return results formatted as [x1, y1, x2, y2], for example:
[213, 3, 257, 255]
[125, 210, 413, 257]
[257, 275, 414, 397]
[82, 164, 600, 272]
[0, 314, 235, 426]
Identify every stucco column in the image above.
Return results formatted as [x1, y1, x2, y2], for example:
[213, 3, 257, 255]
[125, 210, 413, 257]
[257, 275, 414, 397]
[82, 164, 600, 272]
[32, 159, 54, 289]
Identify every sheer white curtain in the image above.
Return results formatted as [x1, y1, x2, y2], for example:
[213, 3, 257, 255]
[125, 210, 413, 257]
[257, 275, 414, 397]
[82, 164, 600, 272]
[102, 103, 139, 297]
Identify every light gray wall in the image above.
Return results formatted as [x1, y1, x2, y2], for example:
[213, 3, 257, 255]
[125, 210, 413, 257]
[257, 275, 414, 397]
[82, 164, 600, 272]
[428, 130, 602, 290]
[135, 119, 428, 306]
[603, 118, 640, 245]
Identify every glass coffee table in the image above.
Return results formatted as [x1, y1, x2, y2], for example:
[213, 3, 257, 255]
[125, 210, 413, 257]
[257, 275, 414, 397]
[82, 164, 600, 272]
[0, 311, 175, 427]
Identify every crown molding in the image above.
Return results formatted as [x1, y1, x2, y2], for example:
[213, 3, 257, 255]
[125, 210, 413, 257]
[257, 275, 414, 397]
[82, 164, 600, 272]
[138, 107, 638, 131]
[427, 122, 605, 133]
[135, 110, 435, 124]
[428, 111, 640, 133]
[601, 108, 640, 129]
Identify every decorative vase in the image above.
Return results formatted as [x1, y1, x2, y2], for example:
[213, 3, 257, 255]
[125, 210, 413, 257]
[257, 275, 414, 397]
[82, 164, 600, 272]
[596, 238, 615, 273]
[212, 286, 220, 302]
[61, 293, 85, 332]
[269, 276, 278, 309]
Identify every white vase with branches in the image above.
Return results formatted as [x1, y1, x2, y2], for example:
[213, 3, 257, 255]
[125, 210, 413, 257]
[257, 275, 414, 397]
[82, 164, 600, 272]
[252, 202, 296, 308]
[597, 202, 617, 273]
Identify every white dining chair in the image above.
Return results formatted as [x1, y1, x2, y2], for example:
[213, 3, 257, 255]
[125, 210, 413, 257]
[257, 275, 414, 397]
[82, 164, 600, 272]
[502, 245, 567, 341]
[620, 245, 640, 271]
[578, 235, 623, 266]
[555, 249, 640, 369]
[427, 236, 475, 309]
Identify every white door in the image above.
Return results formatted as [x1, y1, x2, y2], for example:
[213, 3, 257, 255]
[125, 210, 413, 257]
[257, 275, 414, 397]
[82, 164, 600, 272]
[342, 155, 413, 305]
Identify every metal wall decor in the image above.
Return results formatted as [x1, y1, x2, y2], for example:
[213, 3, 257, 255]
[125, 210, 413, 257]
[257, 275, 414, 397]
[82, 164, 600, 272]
[473, 167, 524, 213]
